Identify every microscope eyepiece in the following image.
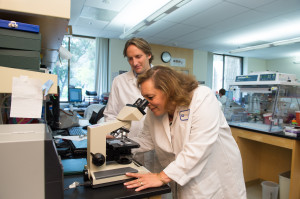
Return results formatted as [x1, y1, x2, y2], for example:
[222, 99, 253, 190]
[133, 98, 143, 106]
[139, 99, 149, 110]
[133, 98, 149, 110]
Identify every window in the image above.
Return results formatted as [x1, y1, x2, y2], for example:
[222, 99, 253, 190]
[52, 36, 96, 102]
[212, 54, 243, 93]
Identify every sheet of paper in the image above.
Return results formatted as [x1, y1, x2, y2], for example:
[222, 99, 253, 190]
[79, 119, 90, 126]
[10, 76, 43, 118]
[42, 79, 54, 96]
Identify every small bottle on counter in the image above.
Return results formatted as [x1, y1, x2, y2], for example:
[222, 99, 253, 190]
[291, 118, 298, 126]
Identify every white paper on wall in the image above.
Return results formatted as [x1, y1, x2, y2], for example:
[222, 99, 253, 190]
[170, 57, 186, 67]
[10, 76, 43, 118]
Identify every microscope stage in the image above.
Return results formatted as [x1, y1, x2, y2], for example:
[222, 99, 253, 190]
[94, 166, 137, 180]
[90, 161, 149, 188]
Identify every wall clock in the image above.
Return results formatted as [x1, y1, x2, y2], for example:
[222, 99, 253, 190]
[161, 51, 171, 63]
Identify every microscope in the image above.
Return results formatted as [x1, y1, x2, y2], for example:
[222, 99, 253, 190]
[84, 98, 150, 188]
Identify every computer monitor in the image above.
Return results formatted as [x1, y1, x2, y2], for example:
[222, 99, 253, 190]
[69, 88, 82, 103]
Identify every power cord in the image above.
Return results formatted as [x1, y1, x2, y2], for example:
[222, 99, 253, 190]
[64, 181, 91, 191]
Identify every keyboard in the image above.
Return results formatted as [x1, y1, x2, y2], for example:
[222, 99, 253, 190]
[68, 127, 88, 157]
[68, 127, 87, 136]
[75, 104, 88, 108]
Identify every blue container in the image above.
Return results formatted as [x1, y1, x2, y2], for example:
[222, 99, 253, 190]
[0, 19, 39, 33]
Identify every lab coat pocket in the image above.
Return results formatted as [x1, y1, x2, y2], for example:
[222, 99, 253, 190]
[191, 171, 224, 199]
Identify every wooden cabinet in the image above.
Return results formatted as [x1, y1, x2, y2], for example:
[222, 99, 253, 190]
[0, 0, 70, 68]
[231, 127, 300, 199]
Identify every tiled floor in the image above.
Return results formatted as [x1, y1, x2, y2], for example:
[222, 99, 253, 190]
[161, 182, 264, 199]
[247, 182, 262, 199]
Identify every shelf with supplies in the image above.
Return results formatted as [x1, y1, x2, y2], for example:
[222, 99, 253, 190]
[0, 0, 70, 68]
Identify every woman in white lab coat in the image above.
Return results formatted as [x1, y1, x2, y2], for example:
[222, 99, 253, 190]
[124, 66, 246, 199]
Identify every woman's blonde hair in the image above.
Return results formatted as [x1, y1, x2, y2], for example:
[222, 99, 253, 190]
[137, 65, 198, 108]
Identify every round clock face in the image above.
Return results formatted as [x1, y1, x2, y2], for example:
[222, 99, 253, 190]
[161, 51, 171, 63]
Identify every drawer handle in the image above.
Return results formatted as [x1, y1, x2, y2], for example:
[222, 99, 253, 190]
[8, 21, 18, 28]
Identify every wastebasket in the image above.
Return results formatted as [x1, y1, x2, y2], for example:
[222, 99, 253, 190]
[279, 171, 290, 199]
[261, 181, 279, 199]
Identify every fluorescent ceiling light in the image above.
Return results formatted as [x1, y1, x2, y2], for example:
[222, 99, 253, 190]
[120, 0, 191, 39]
[272, 37, 300, 46]
[229, 37, 300, 54]
[146, 0, 191, 22]
[229, 44, 270, 53]
[120, 22, 147, 39]
[153, 13, 167, 22]
[176, 0, 192, 7]
[137, 25, 147, 32]
[112, 0, 171, 28]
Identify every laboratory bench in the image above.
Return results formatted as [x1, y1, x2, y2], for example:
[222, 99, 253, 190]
[62, 158, 171, 199]
[231, 127, 300, 199]
[64, 174, 170, 199]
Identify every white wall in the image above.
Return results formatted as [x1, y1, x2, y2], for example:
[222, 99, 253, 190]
[193, 50, 208, 84]
[108, 39, 131, 89]
[246, 58, 267, 74]
[245, 57, 300, 80]
[267, 57, 300, 79]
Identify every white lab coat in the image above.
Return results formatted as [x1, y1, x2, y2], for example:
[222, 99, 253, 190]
[104, 70, 162, 172]
[104, 70, 144, 137]
[219, 95, 227, 105]
[132, 86, 246, 199]
[218, 95, 227, 112]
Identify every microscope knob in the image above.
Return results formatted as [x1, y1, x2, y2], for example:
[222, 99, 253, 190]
[90, 152, 105, 166]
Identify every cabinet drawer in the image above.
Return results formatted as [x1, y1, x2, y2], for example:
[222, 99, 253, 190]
[0, 28, 41, 51]
[0, 49, 40, 71]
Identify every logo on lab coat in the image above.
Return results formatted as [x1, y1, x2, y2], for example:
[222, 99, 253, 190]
[179, 109, 190, 121]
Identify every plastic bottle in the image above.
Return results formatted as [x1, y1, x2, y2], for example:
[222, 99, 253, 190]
[291, 118, 298, 126]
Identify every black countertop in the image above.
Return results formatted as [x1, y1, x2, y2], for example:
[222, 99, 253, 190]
[64, 174, 171, 199]
[230, 125, 300, 140]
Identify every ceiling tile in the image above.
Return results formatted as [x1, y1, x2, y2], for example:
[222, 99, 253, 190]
[255, 0, 300, 15]
[225, 0, 276, 8]
[84, 0, 130, 11]
[72, 25, 100, 37]
[76, 17, 109, 29]
[206, 10, 271, 33]
[152, 24, 199, 41]
[161, 0, 223, 23]
[180, 1, 249, 28]
[81, 6, 118, 21]
[175, 29, 215, 43]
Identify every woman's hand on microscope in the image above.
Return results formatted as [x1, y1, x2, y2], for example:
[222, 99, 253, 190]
[106, 134, 115, 139]
[124, 172, 171, 191]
